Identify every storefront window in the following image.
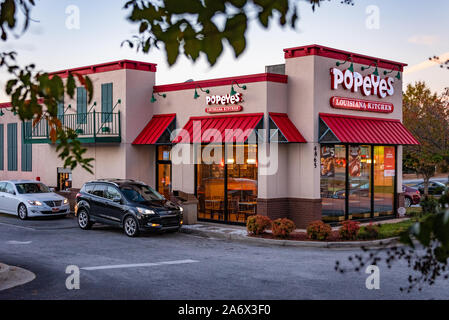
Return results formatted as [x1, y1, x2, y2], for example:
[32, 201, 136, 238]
[374, 146, 395, 217]
[348, 145, 372, 219]
[196, 144, 258, 224]
[320, 144, 396, 223]
[320, 145, 346, 222]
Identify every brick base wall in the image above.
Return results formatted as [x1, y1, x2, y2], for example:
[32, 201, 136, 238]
[257, 197, 322, 229]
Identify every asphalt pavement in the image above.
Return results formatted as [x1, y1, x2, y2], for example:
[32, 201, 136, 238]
[0, 213, 448, 300]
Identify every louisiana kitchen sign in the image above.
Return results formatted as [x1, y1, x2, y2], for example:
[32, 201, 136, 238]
[330, 96, 394, 113]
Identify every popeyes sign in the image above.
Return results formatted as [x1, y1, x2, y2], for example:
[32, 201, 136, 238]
[330, 68, 395, 99]
[205, 93, 244, 114]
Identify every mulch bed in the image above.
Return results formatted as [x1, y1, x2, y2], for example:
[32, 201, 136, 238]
[249, 231, 368, 242]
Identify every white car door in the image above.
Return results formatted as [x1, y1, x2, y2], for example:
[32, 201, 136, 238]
[0, 182, 7, 212]
[3, 183, 20, 214]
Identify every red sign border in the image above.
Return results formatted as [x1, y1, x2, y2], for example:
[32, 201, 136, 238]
[205, 105, 243, 114]
[330, 96, 394, 114]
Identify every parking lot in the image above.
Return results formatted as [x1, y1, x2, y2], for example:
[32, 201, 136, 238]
[0, 212, 449, 300]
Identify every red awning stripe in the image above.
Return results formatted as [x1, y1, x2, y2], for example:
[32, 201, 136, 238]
[269, 113, 307, 143]
[132, 113, 176, 145]
[173, 113, 264, 144]
[319, 113, 419, 145]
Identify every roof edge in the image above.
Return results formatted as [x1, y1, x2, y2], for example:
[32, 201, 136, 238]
[154, 73, 288, 93]
[284, 44, 407, 71]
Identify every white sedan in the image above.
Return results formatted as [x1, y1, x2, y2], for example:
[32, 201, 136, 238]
[0, 180, 70, 220]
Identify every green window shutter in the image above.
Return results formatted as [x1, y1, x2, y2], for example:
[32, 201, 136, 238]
[101, 83, 113, 123]
[77, 87, 87, 124]
[7, 123, 17, 171]
[21, 122, 32, 172]
[0, 124, 4, 171]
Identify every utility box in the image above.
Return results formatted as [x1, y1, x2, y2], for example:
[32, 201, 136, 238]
[172, 191, 198, 225]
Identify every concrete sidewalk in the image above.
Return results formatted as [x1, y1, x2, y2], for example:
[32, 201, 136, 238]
[180, 222, 400, 249]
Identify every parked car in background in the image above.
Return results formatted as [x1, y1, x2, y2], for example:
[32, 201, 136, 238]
[0, 180, 70, 220]
[402, 185, 421, 207]
[75, 179, 183, 237]
[413, 181, 446, 196]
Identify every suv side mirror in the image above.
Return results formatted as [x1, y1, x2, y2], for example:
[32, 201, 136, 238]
[113, 196, 122, 203]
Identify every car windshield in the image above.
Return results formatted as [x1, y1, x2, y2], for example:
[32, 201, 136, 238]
[15, 183, 51, 194]
[120, 184, 165, 203]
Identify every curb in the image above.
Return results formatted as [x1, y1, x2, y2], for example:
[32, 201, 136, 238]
[180, 227, 400, 249]
[0, 263, 36, 291]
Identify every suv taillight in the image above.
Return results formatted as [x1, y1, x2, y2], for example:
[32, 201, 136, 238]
[76, 193, 82, 198]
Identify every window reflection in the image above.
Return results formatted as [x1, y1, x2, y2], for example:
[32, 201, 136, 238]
[348, 145, 372, 219]
[320, 145, 346, 222]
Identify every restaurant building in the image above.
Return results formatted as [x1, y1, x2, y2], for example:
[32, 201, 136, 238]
[0, 44, 419, 227]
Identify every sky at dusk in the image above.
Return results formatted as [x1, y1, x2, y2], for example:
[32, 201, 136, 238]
[1, 0, 448, 101]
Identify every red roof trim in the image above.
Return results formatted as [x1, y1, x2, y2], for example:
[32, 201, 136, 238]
[50, 60, 157, 78]
[269, 112, 307, 143]
[132, 113, 176, 145]
[0, 102, 11, 109]
[284, 44, 407, 72]
[154, 73, 288, 93]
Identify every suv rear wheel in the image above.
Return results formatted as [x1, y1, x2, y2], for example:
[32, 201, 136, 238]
[124, 216, 139, 237]
[78, 209, 93, 230]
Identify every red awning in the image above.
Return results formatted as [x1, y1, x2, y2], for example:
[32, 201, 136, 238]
[132, 114, 176, 145]
[173, 113, 264, 144]
[269, 113, 307, 143]
[319, 113, 419, 145]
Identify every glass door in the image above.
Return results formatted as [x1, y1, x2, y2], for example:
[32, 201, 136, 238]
[226, 144, 258, 223]
[196, 145, 226, 222]
[374, 146, 395, 217]
[156, 146, 172, 199]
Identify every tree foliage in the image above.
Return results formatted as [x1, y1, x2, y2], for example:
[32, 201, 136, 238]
[0, 0, 354, 173]
[402, 82, 449, 195]
[0, 0, 94, 172]
[123, 0, 354, 66]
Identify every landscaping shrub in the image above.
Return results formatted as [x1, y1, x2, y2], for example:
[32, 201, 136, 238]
[271, 218, 296, 238]
[420, 195, 438, 215]
[246, 215, 272, 235]
[358, 223, 380, 240]
[339, 220, 360, 240]
[306, 220, 332, 241]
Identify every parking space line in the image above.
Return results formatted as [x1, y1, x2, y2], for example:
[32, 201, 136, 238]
[81, 259, 199, 271]
[0, 222, 36, 231]
[7, 240, 33, 244]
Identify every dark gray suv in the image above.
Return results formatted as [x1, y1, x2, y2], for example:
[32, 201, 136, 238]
[75, 179, 183, 237]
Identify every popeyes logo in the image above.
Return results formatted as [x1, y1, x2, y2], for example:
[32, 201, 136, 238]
[330, 68, 395, 99]
[205, 93, 244, 114]
[206, 93, 243, 105]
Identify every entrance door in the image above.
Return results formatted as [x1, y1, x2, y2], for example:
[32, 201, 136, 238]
[156, 146, 172, 199]
[196, 144, 258, 224]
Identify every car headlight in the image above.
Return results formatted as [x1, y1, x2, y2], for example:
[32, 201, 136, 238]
[136, 207, 155, 215]
[28, 200, 43, 206]
[63, 198, 69, 204]
[179, 207, 184, 212]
